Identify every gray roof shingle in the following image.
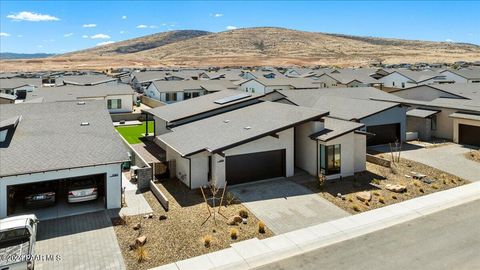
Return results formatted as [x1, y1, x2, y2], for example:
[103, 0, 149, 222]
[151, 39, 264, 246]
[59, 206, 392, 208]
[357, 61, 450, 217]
[0, 101, 129, 177]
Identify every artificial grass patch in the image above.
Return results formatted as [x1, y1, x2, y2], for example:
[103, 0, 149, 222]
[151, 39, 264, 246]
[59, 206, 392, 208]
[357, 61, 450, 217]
[115, 121, 154, 144]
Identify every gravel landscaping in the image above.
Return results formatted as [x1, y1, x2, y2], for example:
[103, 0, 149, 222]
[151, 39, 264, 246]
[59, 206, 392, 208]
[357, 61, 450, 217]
[301, 158, 469, 214]
[111, 179, 273, 270]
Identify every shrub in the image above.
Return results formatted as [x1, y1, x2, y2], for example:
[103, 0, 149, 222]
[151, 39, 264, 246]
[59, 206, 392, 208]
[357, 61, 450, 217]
[413, 181, 420, 187]
[348, 198, 353, 203]
[392, 195, 398, 200]
[390, 166, 399, 175]
[379, 197, 385, 204]
[230, 228, 238, 240]
[258, 222, 266, 234]
[419, 188, 424, 193]
[318, 173, 327, 189]
[432, 185, 439, 189]
[451, 179, 456, 184]
[225, 192, 235, 206]
[135, 246, 149, 263]
[365, 201, 370, 206]
[202, 235, 212, 247]
[373, 191, 380, 196]
[352, 204, 360, 212]
[239, 209, 249, 219]
[443, 179, 447, 185]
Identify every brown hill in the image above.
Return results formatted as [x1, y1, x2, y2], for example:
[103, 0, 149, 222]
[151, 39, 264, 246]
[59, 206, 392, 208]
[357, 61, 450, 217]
[2, 27, 479, 71]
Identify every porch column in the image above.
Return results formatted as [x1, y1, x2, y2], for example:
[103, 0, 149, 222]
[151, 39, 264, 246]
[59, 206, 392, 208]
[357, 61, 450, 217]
[145, 113, 149, 136]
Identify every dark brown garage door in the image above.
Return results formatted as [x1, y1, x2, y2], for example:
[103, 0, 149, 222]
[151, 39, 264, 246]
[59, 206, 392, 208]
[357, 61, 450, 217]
[366, 123, 401, 146]
[226, 149, 285, 185]
[459, 124, 480, 147]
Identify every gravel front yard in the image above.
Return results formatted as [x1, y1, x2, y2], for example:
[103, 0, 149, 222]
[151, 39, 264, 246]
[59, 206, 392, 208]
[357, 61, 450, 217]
[112, 179, 273, 270]
[301, 158, 469, 214]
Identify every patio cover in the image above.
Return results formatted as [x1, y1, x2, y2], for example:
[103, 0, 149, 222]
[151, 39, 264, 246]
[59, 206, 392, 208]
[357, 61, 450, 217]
[406, 108, 440, 118]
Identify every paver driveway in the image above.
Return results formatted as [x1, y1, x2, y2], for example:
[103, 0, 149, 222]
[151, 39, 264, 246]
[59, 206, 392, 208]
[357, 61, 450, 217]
[35, 211, 125, 270]
[229, 178, 349, 234]
[370, 143, 480, 182]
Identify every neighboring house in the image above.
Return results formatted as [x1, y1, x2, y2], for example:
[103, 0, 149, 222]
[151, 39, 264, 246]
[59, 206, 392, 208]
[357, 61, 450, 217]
[0, 93, 16, 104]
[24, 84, 135, 113]
[379, 70, 449, 89]
[316, 71, 379, 88]
[238, 78, 320, 94]
[275, 87, 407, 146]
[147, 91, 367, 188]
[131, 71, 170, 91]
[59, 74, 117, 86]
[0, 101, 129, 218]
[383, 84, 480, 145]
[240, 70, 285, 80]
[0, 79, 36, 98]
[440, 69, 480, 84]
[145, 80, 238, 104]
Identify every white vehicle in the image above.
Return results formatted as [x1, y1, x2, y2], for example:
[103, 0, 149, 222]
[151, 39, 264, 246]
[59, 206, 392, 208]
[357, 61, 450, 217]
[0, 214, 38, 270]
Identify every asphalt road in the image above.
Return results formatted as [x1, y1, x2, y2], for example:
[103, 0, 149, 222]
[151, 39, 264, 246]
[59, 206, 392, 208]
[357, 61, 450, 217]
[255, 199, 480, 270]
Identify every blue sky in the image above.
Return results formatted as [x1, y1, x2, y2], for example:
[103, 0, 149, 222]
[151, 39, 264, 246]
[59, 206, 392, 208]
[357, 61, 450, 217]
[0, 1, 479, 53]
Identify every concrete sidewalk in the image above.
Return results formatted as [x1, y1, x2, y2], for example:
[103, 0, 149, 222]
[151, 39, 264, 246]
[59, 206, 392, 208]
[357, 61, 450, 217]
[151, 181, 480, 270]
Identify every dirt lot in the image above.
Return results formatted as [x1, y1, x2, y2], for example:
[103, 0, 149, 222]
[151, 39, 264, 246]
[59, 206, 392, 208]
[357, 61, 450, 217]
[465, 150, 480, 163]
[301, 158, 469, 214]
[112, 179, 273, 270]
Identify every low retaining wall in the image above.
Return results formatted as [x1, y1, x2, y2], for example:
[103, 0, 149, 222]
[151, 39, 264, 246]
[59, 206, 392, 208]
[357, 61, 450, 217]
[366, 154, 391, 168]
[141, 96, 165, 108]
[111, 112, 145, 122]
[150, 180, 169, 211]
[118, 132, 152, 190]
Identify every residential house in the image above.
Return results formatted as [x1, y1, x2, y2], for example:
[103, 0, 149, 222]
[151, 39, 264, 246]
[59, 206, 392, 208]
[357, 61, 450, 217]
[440, 69, 480, 84]
[0, 78, 37, 98]
[0, 93, 16, 104]
[0, 101, 129, 218]
[59, 74, 117, 86]
[239, 78, 320, 94]
[145, 80, 238, 104]
[379, 70, 449, 90]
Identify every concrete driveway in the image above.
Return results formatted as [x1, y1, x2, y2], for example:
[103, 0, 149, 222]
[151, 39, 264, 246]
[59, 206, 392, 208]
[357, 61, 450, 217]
[229, 178, 349, 234]
[35, 211, 125, 270]
[370, 143, 480, 182]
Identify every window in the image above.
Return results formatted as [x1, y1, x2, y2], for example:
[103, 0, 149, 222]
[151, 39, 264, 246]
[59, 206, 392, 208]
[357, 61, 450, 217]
[107, 99, 122, 109]
[319, 144, 341, 176]
[392, 81, 396, 87]
[165, 92, 177, 102]
[192, 92, 200, 98]
[184, 92, 192, 100]
[430, 115, 437, 130]
[401, 82, 405, 88]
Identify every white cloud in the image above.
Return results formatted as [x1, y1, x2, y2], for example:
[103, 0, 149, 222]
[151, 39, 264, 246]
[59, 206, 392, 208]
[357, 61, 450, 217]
[7, 11, 59, 22]
[212, 13, 223, 17]
[226, 26, 237, 30]
[0, 32, 10, 37]
[121, 15, 127, 19]
[90, 33, 110, 39]
[119, 30, 126, 34]
[445, 38, 454, 42]
[64, 32, 74, 37]
[82, 23, 96, 28]
[96, 41, 115, 46]
[137, 24, 148, 28]
[82, 35, 89, 38]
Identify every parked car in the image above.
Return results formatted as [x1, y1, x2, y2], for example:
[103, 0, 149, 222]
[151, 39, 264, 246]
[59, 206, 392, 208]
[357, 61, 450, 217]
[0, 214, 38, 270]
[67, 178, 98, 203]
[23, 182, 56, 208]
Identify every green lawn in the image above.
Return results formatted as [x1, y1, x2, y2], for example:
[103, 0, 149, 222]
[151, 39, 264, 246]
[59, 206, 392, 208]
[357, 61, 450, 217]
[115, 121, 154, 144]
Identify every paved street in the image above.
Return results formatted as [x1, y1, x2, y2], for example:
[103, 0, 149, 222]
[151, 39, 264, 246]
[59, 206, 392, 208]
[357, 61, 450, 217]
[256, 199, 480, 270]
[229, 177, 349, 234]
[370, 143, 480, 182]
[35, 211, 125, 270]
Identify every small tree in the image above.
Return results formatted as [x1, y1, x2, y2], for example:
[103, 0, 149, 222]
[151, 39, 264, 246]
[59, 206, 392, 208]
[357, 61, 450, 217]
[318, 173, 326, 189]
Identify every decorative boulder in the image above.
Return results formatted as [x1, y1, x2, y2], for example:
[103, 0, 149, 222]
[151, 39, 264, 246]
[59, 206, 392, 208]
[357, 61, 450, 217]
[356, 191, 372, 202]
[136, 235, 147, 246]
[227, 215, 243, 225]
[133, 223, 141, 230]
[385, 184, 407, 193]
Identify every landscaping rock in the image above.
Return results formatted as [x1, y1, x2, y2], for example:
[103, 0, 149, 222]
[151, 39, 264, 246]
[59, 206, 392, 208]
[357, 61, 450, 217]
[144, 213, 153, 219]
[336, 193, 342, 198]
[385, 184, 407, 193]
[356, 191, 372, 202]
[227, 215, 243, 225]
[159, 215, 167, 221]
[129, 242, 137, 250]
[133, 223, 141, 230]
[136, 235, 147, 246]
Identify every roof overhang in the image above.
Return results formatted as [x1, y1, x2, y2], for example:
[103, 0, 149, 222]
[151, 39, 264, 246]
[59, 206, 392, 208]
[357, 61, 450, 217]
[406, 108, 441, 118]
[449, 112, 480, 121]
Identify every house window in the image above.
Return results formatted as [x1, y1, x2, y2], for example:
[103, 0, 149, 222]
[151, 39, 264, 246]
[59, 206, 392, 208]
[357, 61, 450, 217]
[319, 144, 341, 176]
[431, 115, 437, 130]
[107, 99, 122, 109]
[184, 92, 192, 100]
[401, 82, 405, 88]
[392, 81, 396, 87]
[166, 92, 177, 102]
[192, 92, 200, 98]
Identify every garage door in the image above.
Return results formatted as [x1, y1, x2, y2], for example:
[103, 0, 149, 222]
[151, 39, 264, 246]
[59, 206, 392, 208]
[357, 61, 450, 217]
[459, 124, 480, 147]
[226, 149, 285, 185]
[366, 123, 401, 146]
